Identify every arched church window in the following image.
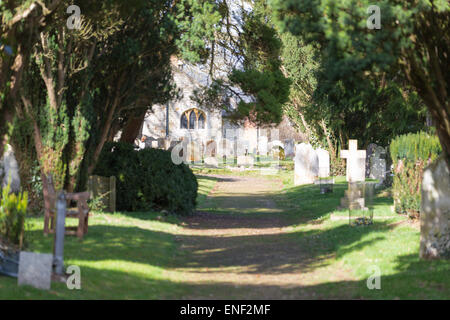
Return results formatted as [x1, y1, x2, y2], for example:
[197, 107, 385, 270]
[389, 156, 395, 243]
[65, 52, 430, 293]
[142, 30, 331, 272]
[198, 113, 205, 129]
[180, 108, 206, 129]
[189, 110, 196, 129]
[180, 113, 188, 129]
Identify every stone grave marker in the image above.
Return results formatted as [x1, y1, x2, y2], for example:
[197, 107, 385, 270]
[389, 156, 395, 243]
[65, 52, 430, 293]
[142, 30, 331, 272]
[283, 139, 295, 158]
[340, 139, 366, 182]
[316, 148, 330, 178]
[237, 155, 254, 167]
[369, 145, 387, 183]
[204, 156, 219, 167]
[294, 143, 319, 185]
[18, 252, 53, 290]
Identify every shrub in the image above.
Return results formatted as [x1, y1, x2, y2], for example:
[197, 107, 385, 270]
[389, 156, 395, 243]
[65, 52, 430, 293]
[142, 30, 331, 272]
[94, 142, 198, 215]
[0, 182, 28, 249]
[390, 131, 442, 217]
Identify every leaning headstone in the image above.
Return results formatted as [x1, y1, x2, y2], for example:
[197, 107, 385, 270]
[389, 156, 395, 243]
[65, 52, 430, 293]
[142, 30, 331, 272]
[18, 252, 53, 290]
[340, 140, 366, 182]
[369, 145, 387, 183]
[316, 148, 330, 178]
[0, 144, 21, 193]
[420, 156, 450, 259]
[294, 143, 319, 185]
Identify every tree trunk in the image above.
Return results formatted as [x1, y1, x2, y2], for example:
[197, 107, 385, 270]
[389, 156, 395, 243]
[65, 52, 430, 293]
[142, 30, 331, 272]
[119, 110, 147, 144]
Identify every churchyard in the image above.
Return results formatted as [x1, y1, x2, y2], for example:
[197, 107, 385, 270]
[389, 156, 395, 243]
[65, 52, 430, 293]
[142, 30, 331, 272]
[1, 0, 449, 302]
[0, 150, 449, 299]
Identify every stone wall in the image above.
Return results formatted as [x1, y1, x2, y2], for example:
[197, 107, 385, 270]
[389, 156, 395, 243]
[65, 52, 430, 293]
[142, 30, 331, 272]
[420, 156, 450, 259]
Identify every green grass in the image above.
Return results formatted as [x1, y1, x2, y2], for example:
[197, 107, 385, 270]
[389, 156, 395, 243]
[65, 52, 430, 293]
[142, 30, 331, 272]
[1, 172, 448, 299]
[276, 176, 450, 299]
[0, 175, 218, 299]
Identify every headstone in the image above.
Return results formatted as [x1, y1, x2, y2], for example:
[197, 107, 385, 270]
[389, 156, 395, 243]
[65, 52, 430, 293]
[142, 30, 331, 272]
[237, 155, 254, 167]
[365, 143, 378, 177]
[340, 140, 366, 182]
[0, 144, 21, 193]
[316, 148, 330, 178]
[258, 135, 268, 156]
[340, 182, 366, 209]
[283, 139, 295, 158]
[369, 145, 387, 183]
[294, 143, 319, 185]
[420, 156, 450, 259]
[204, 156, 219, 167]
[18, 252, 53, 290]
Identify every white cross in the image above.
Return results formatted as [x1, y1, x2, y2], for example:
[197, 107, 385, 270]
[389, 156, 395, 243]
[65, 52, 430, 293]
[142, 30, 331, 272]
[341, 140, 366, 182]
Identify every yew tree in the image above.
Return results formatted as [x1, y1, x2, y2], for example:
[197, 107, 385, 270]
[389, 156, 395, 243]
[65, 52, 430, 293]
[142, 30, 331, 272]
[271, 0, 450, 165]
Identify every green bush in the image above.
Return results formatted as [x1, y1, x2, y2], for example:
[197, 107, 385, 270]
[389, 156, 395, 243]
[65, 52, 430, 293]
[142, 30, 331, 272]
[389, 131, 442, 217]
[390, 131, 442, 163]
[0, 182, 28, 249]
[94, 142, 198, 215]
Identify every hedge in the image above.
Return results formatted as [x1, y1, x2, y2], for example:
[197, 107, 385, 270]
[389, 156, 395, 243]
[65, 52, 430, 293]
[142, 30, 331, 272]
[94, 142, 198, 215]
[389, 131, 442, 217]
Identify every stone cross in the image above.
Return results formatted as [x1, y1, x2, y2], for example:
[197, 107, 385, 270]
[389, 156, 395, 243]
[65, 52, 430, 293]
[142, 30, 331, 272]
[341, 140, 366, 182]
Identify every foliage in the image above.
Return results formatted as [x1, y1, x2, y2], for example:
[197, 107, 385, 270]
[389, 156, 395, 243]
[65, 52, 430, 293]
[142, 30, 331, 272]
[0, 181, 28, 248]
[94, 143, 198, 215]
[390, 132, 442, 217]
[190, 0, 291, 126]
[390, 132, 442, 163]
[271, 0, 450, 165]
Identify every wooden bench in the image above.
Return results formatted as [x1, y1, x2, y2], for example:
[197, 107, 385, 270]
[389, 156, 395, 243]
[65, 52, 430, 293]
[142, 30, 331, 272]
[43, 175, 90, 239]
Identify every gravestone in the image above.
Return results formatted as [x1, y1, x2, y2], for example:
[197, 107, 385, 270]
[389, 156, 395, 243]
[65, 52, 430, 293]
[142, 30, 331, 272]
[365, 143, 378, 177]
[294, 143, 319, 185]
[316, 148, 330, 178]
[283, 139, 295, 158]
[369, 145, 387, 183]
[18, 252, 53, 290]
[258, 135, 268, 156]
[204, 156, 219, 167]
[340, 182, 366, 209]
[420, 156, 450, 259]
[341, 140, 366, 182]
[0, 144, 21, 193]
[237, 155, 254, 167]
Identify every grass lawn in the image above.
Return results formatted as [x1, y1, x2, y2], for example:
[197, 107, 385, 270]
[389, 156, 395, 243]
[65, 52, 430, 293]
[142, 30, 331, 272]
[275, 171, 450, 299]
[1, 168, 448, 299]
[0, 176, 217, 299]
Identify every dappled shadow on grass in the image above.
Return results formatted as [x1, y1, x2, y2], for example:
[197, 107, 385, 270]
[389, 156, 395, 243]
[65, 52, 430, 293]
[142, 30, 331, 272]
[27, 224, 180, 269]
[175, 219, 399, 276]
[4, 250, 446, 299]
